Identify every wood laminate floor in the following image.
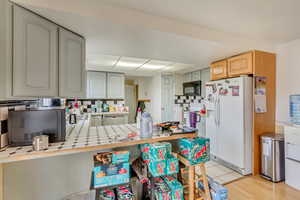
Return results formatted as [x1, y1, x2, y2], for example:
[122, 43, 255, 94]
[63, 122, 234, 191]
[226, 176, 300, 200]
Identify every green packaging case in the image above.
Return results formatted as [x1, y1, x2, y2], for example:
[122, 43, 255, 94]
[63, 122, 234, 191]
[139, 142, 172, 162]
[162, 175, 184, 200]
[98, 189, 116, 200]
[178, 137, 210, 165]
[148, 154, 179, 177]
[148, 159, 167, 177]
[166, 154, 179, 175]
[152, 177, 172, 200]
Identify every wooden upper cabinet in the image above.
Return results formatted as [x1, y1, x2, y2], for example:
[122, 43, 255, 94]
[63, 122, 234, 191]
[227, 52, 253, 77]
[210, 60, 227, 80]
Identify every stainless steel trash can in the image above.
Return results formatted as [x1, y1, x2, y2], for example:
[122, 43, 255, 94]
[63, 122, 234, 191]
[261, 133, 285, 182]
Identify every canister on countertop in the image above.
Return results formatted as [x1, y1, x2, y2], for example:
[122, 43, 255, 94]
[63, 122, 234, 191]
[32, 135, 49, 151]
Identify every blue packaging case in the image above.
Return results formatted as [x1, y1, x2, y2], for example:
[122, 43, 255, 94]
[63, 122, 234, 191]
[93, 162, 130, 188]
[198, 176, 228, 200]
[112, 151, 130, 164]
[178, 137, 210, 165]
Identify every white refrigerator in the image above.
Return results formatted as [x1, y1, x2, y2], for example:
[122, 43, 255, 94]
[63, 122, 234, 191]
[205, 76, 253, 175]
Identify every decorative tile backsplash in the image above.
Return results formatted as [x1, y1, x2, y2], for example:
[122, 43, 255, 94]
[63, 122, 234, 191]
[66, 99, 125, 106]
[174, 95, 203, 111]
[175, 95, 203, 104]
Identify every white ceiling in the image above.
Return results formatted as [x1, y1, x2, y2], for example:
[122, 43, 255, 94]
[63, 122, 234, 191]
[13, 0, 297, 75]
[98, 0, 300, 43]
[87, 55, 195, 76]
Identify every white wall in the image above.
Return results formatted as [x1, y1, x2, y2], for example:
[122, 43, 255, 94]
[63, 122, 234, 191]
[4, 152, 97, 200]
[126, 75, 162, 122]
[276, 39, 300, 123]
[149, 74, 162, 123]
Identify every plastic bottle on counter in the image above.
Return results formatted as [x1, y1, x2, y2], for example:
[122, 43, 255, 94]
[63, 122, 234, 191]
[140, 112, 153, 139]
[136, 108, 142, 129]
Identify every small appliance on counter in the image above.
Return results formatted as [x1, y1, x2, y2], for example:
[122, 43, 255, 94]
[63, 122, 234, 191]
[8, 108, 66, 146]
[32, 135, 49, 151]
[39, 98, 65, 107]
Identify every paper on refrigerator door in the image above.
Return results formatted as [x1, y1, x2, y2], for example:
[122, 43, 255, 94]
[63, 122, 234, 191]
[255, 94, 267, 113]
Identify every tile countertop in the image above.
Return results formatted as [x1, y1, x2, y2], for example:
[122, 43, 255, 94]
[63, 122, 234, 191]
[90, 112, 129, 116]
[0, 116, 196, 164]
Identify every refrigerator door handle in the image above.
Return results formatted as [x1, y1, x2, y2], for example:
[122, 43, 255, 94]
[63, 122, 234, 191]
[217, 97, 221, 127]
[214, 97, 218, 126]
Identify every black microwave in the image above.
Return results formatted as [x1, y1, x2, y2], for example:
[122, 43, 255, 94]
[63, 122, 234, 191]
[8, 108, 66, 146]
[183, 81, 201, 96]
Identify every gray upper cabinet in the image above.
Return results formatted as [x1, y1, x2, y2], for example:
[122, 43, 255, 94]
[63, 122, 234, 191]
[107, 73, 125, 99]
[184, 72, 192, 83]
[59, 28, 86, 98]
[87, 71, 107, 99]
[200, 68, 210, 97]
[13, 5, 58, 97]
[191, 70, 201, 81]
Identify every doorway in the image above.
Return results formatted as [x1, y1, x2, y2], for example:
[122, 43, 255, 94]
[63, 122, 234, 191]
[125, 84, 137, 123]
[161, 75, 175, 122]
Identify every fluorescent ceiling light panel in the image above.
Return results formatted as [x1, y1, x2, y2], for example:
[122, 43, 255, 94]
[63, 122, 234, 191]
[116, 57, 148, 68]
[87, 54, 119, 67]
[141, 60, 172, 70]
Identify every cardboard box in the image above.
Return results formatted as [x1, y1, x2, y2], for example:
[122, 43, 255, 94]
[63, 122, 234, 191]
[178, 137, 210, 165]
[94, 151, 130, 165]
[198, 176, 228, 200]
[93, 162, 130, 188]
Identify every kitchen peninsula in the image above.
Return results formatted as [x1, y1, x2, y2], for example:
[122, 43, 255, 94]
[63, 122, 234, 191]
[0, 115, 196, 200]
[0, 117, 196, 163]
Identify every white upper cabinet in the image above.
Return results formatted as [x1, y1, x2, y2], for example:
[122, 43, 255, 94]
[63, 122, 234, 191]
[59, 28, 86, 98]
[87, 71, 107, 99]
[107, 73, 125, 99]
[13, 5, 58, 97]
